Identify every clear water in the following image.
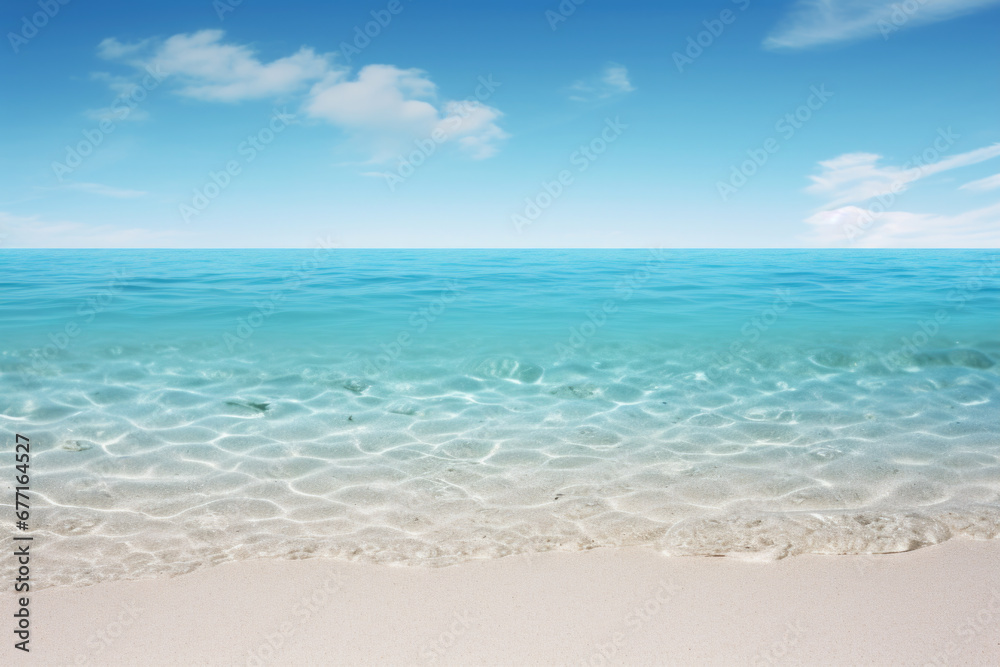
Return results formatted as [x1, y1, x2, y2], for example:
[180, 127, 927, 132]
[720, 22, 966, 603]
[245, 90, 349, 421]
[1, 249, 999, 587]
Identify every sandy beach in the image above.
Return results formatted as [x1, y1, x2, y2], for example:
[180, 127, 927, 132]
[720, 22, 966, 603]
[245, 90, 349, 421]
[4, 0, 1000, 661]
[7, 539, 997, 666]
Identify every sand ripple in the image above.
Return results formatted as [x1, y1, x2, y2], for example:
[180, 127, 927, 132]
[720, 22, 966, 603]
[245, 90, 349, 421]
[2, 338, 999, 588]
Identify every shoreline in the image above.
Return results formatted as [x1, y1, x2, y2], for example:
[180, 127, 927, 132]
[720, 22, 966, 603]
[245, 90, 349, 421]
[13, 538, 1000, 665]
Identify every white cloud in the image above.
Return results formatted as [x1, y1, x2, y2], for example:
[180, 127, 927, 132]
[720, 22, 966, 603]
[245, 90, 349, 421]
[305, 65, 507, 161]
[86, 71, 153, 121]
[435, 100, 508, 159]
[90, 71, 145, 97]
[765, 0, 1000, 49]
[961, 173, 1000, 192]
[88, 72, 151, 118]
[806, 142, 1000, 208]
[568, 63, 634, 102]
[0, 212, 186, 248]
[93, 32, 508, 161]
[306, 67, 435, 134]
[101, 30, 332, 102]
[805, 201, 1000, 247]
[801, 141, 1000, 247]
[601, 64, 635, 94]
[97, 36, 151, 60]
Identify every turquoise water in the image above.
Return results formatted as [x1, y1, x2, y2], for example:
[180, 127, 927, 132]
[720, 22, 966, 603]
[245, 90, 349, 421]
[2, 249, 999, 586]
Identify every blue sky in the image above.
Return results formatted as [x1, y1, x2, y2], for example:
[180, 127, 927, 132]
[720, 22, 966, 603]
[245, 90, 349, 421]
[1, 0, 998, 247]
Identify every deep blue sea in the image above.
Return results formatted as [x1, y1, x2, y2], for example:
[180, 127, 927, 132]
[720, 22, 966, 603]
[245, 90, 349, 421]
[2, 250, 999, 586]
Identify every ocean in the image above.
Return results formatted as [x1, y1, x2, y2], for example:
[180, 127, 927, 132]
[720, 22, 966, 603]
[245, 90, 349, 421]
[1, 249, 998, 587]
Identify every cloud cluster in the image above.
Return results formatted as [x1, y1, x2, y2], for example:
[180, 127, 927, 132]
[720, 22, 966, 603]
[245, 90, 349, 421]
[805, 202, 1000, 247]
[806, 143, 1000, 207]
[97, 30, 507, 161]
[99, 30, 330, 101]
[803, 141, 1000, 247]
[765, 0, 1000, 49]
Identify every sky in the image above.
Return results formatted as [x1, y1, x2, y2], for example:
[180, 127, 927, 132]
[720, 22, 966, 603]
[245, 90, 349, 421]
[0, 0, 998, 248]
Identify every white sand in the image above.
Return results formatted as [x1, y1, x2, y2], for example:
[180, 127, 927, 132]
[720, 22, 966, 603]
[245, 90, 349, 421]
[11, 539, 1000, 666]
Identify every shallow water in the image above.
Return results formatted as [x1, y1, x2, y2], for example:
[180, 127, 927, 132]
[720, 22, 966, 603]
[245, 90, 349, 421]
[1, 249, 999, 587]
